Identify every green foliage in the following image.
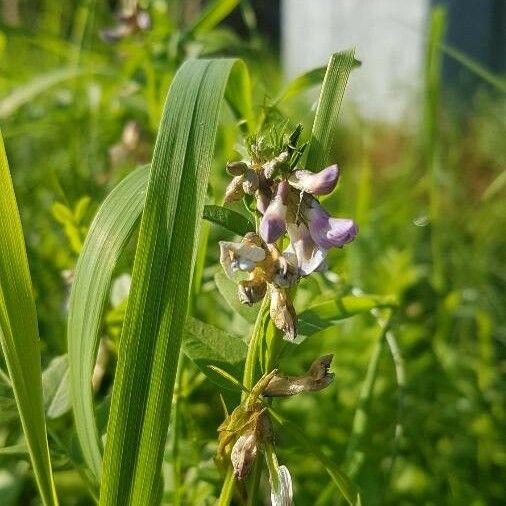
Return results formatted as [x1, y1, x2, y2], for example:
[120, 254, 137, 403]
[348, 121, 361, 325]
[0, 132, 58, 505]
[0, 3, 504, 506]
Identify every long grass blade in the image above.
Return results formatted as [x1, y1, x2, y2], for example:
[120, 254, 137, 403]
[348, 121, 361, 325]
[305, 49, 358, 170]
[0, 131, 59, 505]
[96, 59, 250, 505]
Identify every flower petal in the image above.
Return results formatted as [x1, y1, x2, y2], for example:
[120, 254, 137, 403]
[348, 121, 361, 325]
[259, 181, 289, 243]
[219, 240, 266, 279]
[288, 164, 339, 195]
[307, 202, 358, 249]
[270, 465, 293, 506]
[286, 222, 326, 275]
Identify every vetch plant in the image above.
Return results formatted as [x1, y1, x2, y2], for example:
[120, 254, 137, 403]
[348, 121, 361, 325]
[0, 49, 395, 505]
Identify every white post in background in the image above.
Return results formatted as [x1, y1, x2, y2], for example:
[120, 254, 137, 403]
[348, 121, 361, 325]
[281, 0, 430, 124]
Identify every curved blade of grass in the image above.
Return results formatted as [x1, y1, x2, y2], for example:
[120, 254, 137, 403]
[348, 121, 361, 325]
[0, 131, 59, 505]
[188, 0, 239, 37]
[68, 165, 148, 481]
[0, 67, 85, 119]
[96, 59, 250, 506]
[305, 49, 358, 170]
[69, 170, 254, 483]
[298, 294, 397, 338]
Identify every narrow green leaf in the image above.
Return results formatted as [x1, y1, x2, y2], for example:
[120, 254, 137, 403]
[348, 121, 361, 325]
[0, 131, 59, 505]
[298, 294, 397, 337]
[203, 204, 254, 235]
[183, 317, 247, 390]
[100, 59, 251, 506]
[188, 0, 239, 37]
[441, 43, 506, 92]
[68, 165, 148, 481]
[272, 66, 327, 106]
[268, 407, 361, 506]
[305, 49, 357, 170]
[42, 355, 71, 419]
[0, 67, 84, 119]
[0, 444, 28, 456]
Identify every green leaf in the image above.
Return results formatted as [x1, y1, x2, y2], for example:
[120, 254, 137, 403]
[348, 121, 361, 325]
[68, 165, 148, 482]
[188, 0, 239, 37]
[268, 407, 361, 506]
[0, 131, 59, 505]
[42, 355, 71, 420]
[183, 317, 247, 390]
[51, 202, 74, 225]
[214, 270, 258, 324]
[305, 49, 358, 170]
[272, 66, 327, 105]
[0, 67, 84, 119]
[298, 294, 397, 337]
[203, 204, 254, 236]
[99, 59, 251, 506]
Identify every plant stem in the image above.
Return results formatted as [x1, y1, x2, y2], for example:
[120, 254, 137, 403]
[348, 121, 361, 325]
[217, 467, 235, 506]
[217, 293, 271, 505]
[172, 353, 185, 506]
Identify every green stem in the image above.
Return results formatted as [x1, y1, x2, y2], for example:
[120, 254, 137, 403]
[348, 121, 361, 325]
[217, 467, 235, 506]
[172, 353, 185, 506]
[217, 293, 271, 505]
[246, 458, 263, 506]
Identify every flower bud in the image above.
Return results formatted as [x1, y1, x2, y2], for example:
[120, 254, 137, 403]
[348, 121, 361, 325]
[231, 432, 258, 479]
[270, 465, 293, 506]
[263, 355, 335, 397]
[226, 160, 249, 176]
[224, 176, 245, 203]
[307, 201, 358, 249]
[242, 169, 259, 195]
[259, 181, 289, 244]
[288, 164, 339, 195]
[270, 287, 297, 340]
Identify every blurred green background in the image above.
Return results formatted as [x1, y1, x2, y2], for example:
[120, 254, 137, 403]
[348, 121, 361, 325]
[0, 1, 504, 505]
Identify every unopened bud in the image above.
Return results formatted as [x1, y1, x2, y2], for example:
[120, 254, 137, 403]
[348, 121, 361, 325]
[227, 160, 249, 176]
[242, 169, 259, 195]
[270, 287, 297, 340]
[231, 432, 258, 479]
[288, 164, 339, 195]
[224, 176, 245, 203]
[259, 181, 289, 244]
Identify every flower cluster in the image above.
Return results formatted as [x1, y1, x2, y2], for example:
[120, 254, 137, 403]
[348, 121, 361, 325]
[216, 356, 335, 501]
[220, 131, 358, 339]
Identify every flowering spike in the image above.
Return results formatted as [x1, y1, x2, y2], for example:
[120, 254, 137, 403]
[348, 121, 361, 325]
[288, 164, 339, 195]
[259, 181, 289, 244]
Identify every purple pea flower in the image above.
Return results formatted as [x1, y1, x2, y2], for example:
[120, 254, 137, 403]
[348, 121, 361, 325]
[288, 164, 339, 195]
[307, 201, 358, 249]
[260, 181, 289, 244]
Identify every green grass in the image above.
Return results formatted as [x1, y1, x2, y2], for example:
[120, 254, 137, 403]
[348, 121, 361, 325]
[0, 2, 504, 506]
